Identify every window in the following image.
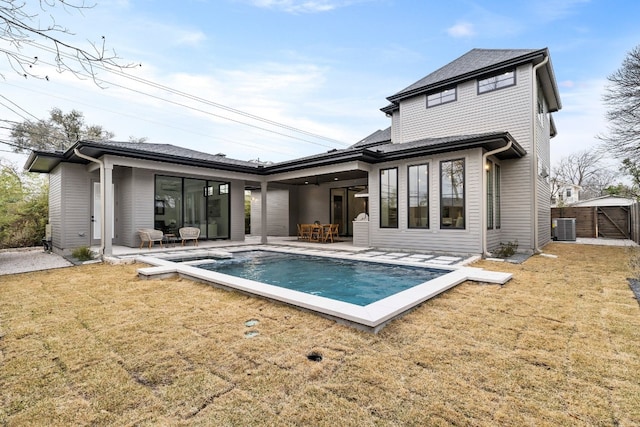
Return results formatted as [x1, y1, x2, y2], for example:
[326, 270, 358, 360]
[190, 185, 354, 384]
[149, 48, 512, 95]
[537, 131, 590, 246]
[408, 164, 429, 228]
[380, 168, 398, 228]
[219, 183, 229, 194]
[566, 188, 572, 198]
[486, 161, 494, 229]
[427, 88, 456, 108]
[485, 161, 502, 230]
[478, 70, 515, 94]
[495, 164, 501, 229]
[440, 159, 465, 229]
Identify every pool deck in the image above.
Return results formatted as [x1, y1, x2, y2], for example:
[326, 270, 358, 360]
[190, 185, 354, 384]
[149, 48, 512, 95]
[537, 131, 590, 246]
[132, 241, 511, 333]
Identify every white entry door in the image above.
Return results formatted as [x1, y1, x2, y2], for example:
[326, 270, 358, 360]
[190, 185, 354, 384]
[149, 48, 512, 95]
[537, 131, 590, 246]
[92, 182, 115, 245]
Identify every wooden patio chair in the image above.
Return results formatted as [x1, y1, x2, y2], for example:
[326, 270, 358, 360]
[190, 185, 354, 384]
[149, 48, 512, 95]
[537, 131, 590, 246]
[179, 227, 201, 246]
[138, 228, 164, 249]
[309, 223, 323, 242]
[298, 224, 312, 241]
[323, 224, 339, 243]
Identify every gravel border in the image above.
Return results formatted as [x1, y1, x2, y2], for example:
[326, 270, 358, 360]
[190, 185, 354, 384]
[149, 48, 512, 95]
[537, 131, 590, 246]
[0, 247, 73, 276]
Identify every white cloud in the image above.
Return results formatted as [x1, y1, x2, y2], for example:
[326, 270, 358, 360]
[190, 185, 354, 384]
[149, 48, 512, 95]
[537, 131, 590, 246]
[447, 21, 476, 38]
[245, 0, 358, 13]
[173, 31, 207, 47]
[529, 0, 591, 22]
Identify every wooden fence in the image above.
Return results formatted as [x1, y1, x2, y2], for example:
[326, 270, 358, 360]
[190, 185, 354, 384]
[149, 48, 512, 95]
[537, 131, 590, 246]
[551, 203, 640, 244]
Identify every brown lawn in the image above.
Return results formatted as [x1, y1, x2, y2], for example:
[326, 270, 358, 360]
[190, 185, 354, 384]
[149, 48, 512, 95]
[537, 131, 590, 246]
[1, 243, 639, 426]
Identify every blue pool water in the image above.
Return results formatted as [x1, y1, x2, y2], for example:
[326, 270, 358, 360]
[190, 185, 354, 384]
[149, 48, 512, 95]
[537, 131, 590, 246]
[196, 251, 447, 306]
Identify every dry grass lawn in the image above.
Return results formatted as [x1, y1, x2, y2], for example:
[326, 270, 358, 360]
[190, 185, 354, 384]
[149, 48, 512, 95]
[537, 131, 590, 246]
[1, 243, 639, 426]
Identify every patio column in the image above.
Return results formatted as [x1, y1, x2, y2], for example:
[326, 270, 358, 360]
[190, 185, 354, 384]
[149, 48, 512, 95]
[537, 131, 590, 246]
[103, 163, 114, 256]
[261, 181, 268, 244]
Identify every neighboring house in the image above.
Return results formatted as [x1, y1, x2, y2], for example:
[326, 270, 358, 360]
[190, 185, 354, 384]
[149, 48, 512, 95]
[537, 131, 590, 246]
[551, 182, 582, 207]
[26, 48, 561, 257]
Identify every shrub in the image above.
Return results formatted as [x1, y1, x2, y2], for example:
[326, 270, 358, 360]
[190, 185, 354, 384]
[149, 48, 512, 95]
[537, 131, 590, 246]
[494, 240, 518, 258]
[72, 246, 95, 261]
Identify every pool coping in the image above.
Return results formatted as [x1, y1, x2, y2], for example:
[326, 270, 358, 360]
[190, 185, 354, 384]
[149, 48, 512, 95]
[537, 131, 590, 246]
[136, 246, 511, 333]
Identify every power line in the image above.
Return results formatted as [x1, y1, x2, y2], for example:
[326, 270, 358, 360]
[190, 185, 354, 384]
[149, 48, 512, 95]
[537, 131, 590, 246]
[0, 95, 40, 121]
[24, 41, 351, 148]
[0, 81, 297, 156]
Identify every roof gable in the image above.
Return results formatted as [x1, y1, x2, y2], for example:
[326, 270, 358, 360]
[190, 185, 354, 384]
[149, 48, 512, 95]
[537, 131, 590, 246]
[385, 48, 548, 105]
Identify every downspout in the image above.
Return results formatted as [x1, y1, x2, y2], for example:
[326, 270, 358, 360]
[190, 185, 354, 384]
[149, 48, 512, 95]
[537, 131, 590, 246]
[482, 141, 513, 257]
[532, 56, 549, 253]
[73, 148, 105, 257]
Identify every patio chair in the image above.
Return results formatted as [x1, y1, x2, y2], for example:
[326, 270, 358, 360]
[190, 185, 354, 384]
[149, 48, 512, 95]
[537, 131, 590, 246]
[179, 227, 201, 246]
[309, 223, 323, 242]
[323, 224, 339, 243]
[298, 224, 312, 241]
[138, 228, 164, 249]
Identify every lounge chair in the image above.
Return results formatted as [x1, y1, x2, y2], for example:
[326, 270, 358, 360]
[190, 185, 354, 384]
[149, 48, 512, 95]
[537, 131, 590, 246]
[138, 228, 164, 249]
[179, 227, 200, 246]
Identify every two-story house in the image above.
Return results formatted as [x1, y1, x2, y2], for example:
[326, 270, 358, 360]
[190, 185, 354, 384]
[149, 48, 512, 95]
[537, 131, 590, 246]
[551, 182, 581, 207]
[26, 48, 560, 257]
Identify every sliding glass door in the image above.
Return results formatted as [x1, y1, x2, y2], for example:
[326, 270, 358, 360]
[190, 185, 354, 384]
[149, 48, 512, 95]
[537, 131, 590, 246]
[154, 176, 230, 239]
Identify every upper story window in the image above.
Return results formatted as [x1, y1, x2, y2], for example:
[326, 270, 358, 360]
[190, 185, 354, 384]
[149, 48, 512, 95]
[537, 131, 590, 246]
[426, 88, 456, 108]
[478, 70, 515, 94]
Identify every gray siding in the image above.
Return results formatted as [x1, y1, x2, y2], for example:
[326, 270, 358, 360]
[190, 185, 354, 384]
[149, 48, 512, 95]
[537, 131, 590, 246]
[368, 149, 484, 255]
[48, 167, 62, 251]
[250, 188, 291, 236]
[397, 65, 533, 150]
[392, 64, 537, 252]
[115, 167, 132, 246]
[229, 179, 246, 241]
[55, 163, 91, 253]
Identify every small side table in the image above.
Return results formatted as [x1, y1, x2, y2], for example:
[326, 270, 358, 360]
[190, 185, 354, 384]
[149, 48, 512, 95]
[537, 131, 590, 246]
[164, 233, 177, 247]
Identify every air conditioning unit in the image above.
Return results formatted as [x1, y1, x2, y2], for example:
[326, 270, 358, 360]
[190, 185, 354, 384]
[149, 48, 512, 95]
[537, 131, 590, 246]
[554, 218, 576, 241]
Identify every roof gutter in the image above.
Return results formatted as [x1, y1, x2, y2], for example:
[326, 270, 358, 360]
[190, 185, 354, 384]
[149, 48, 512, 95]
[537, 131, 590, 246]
[73, 148, 105, 257]
[532, 55, 549, 254]
[482, 140, 513, 257]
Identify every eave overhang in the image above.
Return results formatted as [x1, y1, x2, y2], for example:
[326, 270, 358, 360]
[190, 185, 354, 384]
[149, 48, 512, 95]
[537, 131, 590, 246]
[25, 133, 525, 177]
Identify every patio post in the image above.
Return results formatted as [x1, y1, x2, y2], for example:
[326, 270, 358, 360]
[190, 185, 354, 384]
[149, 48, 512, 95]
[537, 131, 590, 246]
[261, 181, 268, 244]
[103, 163, 114, 256]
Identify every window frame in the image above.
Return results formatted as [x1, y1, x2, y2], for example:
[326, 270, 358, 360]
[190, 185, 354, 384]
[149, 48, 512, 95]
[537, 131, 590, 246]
[379, 167, 398, 229]
[495, 164, 501, 229]
[407, 163, 429, 229]
[477, 69, 516, 95]
[487, 161, 494, 230]
[439, 158, 465, 230]
[426, 87, 457, 108]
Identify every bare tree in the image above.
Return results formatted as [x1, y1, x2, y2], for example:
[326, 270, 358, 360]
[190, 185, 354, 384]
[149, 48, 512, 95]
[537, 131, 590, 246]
[599, 44, 640, 160]
[551, 150, 615, 200]
[1, 0, 138, 81]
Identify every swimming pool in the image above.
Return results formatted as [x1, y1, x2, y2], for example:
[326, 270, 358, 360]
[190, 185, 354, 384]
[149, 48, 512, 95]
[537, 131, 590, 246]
[195, 251, 448, 306]
[137, 246, 512, 332]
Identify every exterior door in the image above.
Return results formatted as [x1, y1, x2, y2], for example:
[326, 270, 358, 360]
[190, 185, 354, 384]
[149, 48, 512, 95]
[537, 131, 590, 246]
[330, 189, 346, 236]
[91, 181, 115, 246]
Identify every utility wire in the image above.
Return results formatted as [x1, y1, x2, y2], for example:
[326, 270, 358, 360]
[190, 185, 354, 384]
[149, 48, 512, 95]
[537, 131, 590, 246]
[0, 95, 41, 121]
[25, 41, 351, 148]
[0, 81, 297, 157]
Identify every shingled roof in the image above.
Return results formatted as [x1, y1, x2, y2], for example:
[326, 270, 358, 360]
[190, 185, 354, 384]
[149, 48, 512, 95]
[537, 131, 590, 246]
[382, 48, 550, 113]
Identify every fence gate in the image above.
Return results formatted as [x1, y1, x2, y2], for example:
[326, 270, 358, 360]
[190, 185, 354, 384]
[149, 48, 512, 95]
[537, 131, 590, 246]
[597, 206, 630, 239]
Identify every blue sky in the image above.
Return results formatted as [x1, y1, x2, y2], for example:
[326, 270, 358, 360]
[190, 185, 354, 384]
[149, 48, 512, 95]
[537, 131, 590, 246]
[1, 0, 639, 168]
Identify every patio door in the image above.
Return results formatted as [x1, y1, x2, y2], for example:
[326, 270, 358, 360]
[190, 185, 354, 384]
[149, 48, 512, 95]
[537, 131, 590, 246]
[331, 187, 364, 236]
[330, 189, 346, 236]
[91, 181, 115, 246]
